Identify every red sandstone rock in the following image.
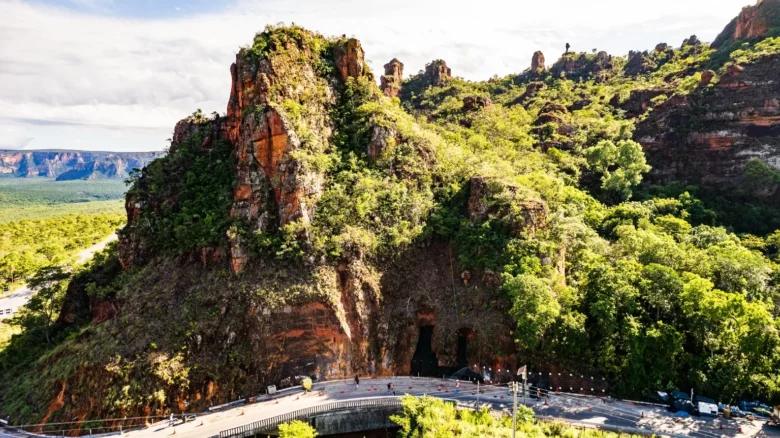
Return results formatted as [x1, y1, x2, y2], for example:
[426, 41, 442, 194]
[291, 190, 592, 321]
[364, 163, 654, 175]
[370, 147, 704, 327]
[531, 51, 546, 73]
[380, 58, 404, 98]
[701, 70, 716, 86]
[462, 95, 492, 111]
[334, 38, 367, 82]
[425, 60, 452, 85]
[713, 0, 780, 48]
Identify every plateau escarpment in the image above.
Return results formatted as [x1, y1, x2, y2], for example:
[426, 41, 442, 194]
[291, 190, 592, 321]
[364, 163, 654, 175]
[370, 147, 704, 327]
[0, 150, 162, 180]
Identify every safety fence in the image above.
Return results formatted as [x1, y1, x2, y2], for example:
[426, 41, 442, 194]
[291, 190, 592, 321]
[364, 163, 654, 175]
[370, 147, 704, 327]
[215, 397, 402, 438]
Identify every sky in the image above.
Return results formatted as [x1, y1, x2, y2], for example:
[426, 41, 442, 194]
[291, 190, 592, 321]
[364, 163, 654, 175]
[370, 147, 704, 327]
[0, 0, 750, 152]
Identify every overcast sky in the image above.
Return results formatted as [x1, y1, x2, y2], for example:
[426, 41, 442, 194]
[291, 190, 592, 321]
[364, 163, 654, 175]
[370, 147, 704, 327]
[0, 0, 749, 152]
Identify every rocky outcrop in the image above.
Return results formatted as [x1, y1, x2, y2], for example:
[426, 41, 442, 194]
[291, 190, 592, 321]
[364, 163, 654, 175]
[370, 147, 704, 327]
[625, 50, 656, 76]
[224, 34, 375, 272]
[636, 54, 780, 187]
[380, 58, 404, 98]
[334, 38, 369, 82]
[550, 51, 617, 82]
[0, 150, 161, 180]
[467, 176, 549, 235]
[509, 82, 547, 107]
[462, 95, 492, 111]
[610, 87, 672, 118]
[424, 60, 452, 86]
[712, 0, 780, 48]
[531, 51, 546, 74]
[531, 101, 575, 149]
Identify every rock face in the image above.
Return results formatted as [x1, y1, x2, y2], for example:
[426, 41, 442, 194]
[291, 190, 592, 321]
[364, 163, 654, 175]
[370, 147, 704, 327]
[0, 150, 161, 179]
[380, 58, 404, 98]
[531, 51, 546, 74]
[712, 0, 780, 48]
[424, 59, 452, 85]
[636, 54, 780, 188]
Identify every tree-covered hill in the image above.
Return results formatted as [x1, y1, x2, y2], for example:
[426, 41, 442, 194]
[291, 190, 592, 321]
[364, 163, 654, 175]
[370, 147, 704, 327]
[1, 6, 780, 427]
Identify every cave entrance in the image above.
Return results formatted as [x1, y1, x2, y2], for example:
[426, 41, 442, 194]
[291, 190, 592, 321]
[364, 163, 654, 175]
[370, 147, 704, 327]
[410, 326, 439, 377]
[457, 329, 469, 368]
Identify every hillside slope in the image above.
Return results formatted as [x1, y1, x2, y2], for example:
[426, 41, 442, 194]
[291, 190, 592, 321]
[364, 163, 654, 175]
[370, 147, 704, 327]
[1, 11, 780, 428]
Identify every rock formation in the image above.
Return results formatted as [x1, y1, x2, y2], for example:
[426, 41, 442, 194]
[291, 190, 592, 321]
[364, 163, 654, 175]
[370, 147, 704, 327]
[380, 58, 404, 98]
[113, 28, 517, 414]
[462, 95, 492, 111]
[625, 50, 656, 76]
[531, 51, 546, 74]
[712, 0, 780, 48]
[550, 51, 617, 82]
[424, 59, 452, 85]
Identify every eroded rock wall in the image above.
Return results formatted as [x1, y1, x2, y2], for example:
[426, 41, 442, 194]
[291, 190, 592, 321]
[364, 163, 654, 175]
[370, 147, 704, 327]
[636, 55, 780, 188]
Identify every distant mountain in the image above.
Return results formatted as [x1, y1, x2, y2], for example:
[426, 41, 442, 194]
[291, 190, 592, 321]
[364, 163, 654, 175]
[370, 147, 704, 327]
[0, 149, 164, 181]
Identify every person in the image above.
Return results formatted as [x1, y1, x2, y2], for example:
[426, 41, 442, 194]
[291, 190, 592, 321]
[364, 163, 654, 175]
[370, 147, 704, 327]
[455, 380, 461, 393]
[565, 42, 571, 54]
[387, 382, 392, 394]
[354, 375, 360, 390]
[391, 383, 396, 396]
[169, 413, 175, 427]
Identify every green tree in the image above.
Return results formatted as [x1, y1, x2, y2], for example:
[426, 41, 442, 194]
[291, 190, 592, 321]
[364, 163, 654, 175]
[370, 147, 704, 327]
[503, 274, 560, 350]
[585, 139, 650, 201]
[278, 420, 318, 438]
[9, 266, 71, 343]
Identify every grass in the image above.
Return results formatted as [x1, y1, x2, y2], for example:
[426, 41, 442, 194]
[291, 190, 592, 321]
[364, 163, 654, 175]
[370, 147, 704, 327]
[0, 178, 127, 223]
[0, 200, 125, 223]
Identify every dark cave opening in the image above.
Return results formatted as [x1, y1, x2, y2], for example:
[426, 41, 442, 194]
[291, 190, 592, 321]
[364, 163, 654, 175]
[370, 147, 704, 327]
[410, 325, 438, 377]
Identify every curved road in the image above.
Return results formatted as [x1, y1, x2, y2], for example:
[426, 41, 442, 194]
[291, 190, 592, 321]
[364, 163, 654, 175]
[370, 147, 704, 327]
[0, 234, 117, 320]
[106, 377, 778, 438]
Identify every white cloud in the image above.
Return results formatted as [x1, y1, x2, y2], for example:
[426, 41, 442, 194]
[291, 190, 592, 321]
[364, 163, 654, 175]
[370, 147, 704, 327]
[0, 0, 748, 151]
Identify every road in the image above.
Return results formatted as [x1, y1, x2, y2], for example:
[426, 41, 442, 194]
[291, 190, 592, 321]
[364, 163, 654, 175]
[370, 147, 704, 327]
[0, 234, 117, 320]
[101, 377, 778, 438]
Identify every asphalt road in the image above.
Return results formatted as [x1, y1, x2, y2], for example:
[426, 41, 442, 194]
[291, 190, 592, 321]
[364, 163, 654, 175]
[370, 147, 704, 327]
[0, 234, 116, 320]
[102, 377, 779, 438]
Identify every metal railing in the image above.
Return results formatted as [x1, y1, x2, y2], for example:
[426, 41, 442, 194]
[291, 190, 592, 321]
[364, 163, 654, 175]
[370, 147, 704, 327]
[216, 397, 402, 438]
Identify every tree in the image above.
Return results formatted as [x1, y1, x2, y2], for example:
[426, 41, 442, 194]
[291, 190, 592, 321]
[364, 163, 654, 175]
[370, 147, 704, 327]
[585, 139, 651, 200]
[278, 420, 318, 438]
[503, 274, 560, 350]
[9, 265, 71, 343]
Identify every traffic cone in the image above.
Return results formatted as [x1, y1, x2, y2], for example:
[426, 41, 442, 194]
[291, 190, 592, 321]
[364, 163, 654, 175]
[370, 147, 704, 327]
[340, 389, 345, 394]
[145, 422, 151, 429]
[200, 420, 204, 427]
[589, 407, 592, 411]
[738, 427, 743, 433]
[240, 409, 245, 416]
[437, 386, 441, 391]
[500, 395, 504, 400]
[719, 423, 723, 430]
[373, 387, 377, 391]
[544, 399, 548, 406]
[675, 418, 680, 424]
[472, 392, 475, 395]
[171, 429, 176, 435]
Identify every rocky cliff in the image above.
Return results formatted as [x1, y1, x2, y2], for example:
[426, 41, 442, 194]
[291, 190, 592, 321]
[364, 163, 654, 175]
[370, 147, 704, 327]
[0, 150, 162, 180]
[635, 55, 780, 193]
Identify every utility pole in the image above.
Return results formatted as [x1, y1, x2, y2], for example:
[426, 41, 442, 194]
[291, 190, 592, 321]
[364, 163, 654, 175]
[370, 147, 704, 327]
[512, 381, 518, 438]
[477, 380, 480, 405]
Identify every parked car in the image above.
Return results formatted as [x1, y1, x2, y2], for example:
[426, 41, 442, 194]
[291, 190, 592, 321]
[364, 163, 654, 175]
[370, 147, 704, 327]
[695, 396, 719, 417]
